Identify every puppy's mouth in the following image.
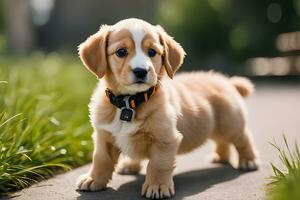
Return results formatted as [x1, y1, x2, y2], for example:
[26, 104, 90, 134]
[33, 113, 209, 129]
[124, 79, 154, 93]
[135, 80, 145, 84]
[134, 78, 147, 84]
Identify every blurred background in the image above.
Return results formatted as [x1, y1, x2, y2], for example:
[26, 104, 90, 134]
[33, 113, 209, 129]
[1, 0, 300, 77]
[0, 0, 300, 195]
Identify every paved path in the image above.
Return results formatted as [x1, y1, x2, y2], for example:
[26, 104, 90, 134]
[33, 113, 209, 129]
[9, 84, 300, 200]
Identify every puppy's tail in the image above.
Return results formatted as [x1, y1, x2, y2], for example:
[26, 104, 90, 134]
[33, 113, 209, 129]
[230, 76, 254, 98]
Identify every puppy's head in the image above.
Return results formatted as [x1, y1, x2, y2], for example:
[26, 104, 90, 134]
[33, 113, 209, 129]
[79, 18, 185, 93]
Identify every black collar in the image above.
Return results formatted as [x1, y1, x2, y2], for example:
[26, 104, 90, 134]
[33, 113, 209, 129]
[105, 85, 158, 110]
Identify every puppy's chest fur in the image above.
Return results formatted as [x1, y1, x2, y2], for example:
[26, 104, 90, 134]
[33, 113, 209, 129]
[96, 109, 146, 157]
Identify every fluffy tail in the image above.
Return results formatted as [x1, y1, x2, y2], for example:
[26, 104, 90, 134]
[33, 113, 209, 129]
[230, 76, 254, 97]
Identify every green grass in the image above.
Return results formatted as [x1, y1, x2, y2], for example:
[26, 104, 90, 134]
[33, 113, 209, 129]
[0, 53, 96, 194]
[267, 135, 300, 200]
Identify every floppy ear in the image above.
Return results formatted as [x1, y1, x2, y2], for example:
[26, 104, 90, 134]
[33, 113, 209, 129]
[156, 25, 186, 78]
[78, 25, 111, 79]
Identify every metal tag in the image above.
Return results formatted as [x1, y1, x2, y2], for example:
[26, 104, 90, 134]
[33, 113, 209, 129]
[120, 107, 135, 122]
[120, 96, 135, 122]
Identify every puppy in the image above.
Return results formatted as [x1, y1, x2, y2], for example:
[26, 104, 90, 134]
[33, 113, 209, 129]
[77, 18, 258, 199]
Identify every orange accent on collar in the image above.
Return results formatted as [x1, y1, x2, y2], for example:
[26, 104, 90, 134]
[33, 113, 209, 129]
[105, 85, 159, 109]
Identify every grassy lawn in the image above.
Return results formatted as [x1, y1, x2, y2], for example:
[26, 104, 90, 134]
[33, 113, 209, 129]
[267, 136, 300, 200]
[0, 53, 96, 193]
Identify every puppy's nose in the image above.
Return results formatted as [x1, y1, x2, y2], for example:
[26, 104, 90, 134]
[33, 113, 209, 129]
[133, 68, 148, 79]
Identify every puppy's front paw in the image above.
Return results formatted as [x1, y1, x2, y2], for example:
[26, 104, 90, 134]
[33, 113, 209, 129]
[76, 174, 106, 191]
[238, 159, 259, 171]
[141, 181, 175, 199]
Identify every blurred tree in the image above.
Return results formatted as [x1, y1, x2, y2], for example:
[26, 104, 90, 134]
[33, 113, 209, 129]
[157, 0, 300, 74]
[0, 1, 3, 31]
[0, 0, 5, 52]
[36, 0, 158, 52]
[4, 0, 34, 54]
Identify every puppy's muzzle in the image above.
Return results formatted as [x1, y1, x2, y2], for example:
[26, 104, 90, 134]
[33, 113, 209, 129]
[133, 68, 148, 83]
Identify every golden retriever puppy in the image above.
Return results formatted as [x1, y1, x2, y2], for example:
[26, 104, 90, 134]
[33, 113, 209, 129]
[76, 18, 258, 199]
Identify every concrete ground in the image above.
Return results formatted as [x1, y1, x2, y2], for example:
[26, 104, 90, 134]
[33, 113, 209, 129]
[7, 84, 300, 200]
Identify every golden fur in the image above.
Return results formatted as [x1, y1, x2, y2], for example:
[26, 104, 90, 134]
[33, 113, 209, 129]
[77, 18, 258, 199]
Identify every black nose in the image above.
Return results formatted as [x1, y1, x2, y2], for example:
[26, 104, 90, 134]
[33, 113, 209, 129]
[133, 68, 147, 79]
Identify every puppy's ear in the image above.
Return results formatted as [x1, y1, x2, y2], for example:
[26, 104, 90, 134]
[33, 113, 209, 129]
[156, 25, 186, 78]
[78, 25, 111, 79]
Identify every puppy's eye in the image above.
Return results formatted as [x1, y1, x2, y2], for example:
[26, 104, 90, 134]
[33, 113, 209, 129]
[116, 48, 127, 58]
[148, 49, 156, 57]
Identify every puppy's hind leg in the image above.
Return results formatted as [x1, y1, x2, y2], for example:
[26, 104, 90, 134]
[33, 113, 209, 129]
[232, 128, 259, 171]
[117, 155, 142, 175]
[212, 140, 231, 164]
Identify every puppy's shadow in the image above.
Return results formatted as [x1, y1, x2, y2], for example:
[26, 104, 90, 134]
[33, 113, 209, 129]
[77, 165, 242, 200]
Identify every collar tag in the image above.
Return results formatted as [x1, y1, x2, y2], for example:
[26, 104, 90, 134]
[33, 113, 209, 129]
[120, 96, 135, 122]
[120, 108, 134, 122]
